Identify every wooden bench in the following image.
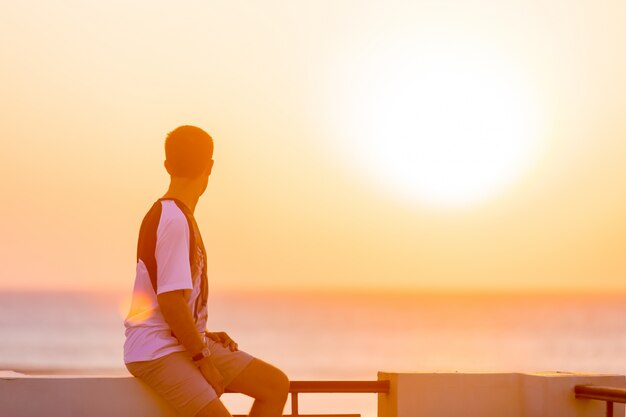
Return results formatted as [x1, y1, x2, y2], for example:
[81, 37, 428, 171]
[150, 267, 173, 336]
[233, 380, 390, 417]
[575, 385, 626, 417]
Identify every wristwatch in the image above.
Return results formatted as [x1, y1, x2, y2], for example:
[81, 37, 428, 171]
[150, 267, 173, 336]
[192, 346, 211, 362]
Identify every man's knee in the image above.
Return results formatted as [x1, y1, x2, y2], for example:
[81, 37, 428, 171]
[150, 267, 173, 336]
[277, 369, 291, 399]
[195, 398, 232, 417]
[227, 359, 290, 403]
[266, 368, 290, 403]
[252, 366, 290, 403]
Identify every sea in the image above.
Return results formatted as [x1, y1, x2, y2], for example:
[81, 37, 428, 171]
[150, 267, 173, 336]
[1, 290, 625, 417]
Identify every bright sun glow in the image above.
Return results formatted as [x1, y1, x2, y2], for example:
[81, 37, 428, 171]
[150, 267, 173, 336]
[327, 36, 543, 208]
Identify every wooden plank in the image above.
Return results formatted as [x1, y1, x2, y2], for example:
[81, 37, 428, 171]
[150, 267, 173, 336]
[288, 380, 390, 393]
[225, 380, 390, 395]
[575, 385, 626, 404]
[234, 415, 359, 417]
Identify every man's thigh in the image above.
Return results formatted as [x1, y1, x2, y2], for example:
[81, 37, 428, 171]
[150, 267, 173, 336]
[225, 358, 290, 401]
[207, 338, 256, 387]
[127, 351, 218, 417]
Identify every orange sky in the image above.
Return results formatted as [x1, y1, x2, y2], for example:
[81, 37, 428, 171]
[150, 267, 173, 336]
[1, 0, 625, 293]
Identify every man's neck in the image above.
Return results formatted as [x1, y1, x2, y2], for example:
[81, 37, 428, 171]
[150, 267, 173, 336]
[162, 191, 199, 214]
[162, 181, 202, 214]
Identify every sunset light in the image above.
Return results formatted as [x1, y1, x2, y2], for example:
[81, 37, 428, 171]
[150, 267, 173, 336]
[1, 0, 625, 293]
[327, 36, 543, 208]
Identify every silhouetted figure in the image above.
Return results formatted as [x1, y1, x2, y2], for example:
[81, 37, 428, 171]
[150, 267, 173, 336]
[124, 126, 289, 417]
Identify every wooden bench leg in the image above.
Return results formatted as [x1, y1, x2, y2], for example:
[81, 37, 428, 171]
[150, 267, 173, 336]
[292, 392, 299, 416]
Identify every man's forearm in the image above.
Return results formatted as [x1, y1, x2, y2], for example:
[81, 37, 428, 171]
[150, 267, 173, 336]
[157, 290, 205, 357]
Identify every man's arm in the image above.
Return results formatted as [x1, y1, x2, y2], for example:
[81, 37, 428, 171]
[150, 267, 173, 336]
[157, 290, 225, 395]
[157, 290, 205, 354]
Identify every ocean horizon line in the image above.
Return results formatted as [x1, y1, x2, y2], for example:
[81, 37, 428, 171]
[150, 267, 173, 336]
[1, 286, 625, 298]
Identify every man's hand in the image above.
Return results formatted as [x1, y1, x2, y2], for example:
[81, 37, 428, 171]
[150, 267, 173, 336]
[197, 357, 225, 396]
[205, 331, 238, 352]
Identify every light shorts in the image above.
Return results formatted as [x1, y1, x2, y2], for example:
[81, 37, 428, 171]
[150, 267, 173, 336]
[126, 338, 256, 417]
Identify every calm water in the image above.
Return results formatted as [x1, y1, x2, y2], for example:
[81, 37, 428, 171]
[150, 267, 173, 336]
[1, 290, 625, 416]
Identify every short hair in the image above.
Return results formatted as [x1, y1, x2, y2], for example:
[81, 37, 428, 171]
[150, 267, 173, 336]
[165, 125, 214, 178]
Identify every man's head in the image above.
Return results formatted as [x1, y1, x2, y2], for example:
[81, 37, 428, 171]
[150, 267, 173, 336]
[164, 125, 214, 179]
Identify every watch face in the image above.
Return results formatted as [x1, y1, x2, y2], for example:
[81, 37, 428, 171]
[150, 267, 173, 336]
[202, 347, 211, 357]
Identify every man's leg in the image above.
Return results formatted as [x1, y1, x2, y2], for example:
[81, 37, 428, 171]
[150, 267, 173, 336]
[226, 358, 290, 417]
[195, 398, 233, 417]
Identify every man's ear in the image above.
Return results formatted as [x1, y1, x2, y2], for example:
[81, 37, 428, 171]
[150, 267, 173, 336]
[206, 159, 214, 176]
[164, 160, 173, 175]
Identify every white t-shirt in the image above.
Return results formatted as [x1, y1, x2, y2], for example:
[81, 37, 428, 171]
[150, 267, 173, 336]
[123, 199, 208, 363]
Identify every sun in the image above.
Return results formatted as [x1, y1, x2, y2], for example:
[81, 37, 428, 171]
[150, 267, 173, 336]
[325, 36, 543, 208]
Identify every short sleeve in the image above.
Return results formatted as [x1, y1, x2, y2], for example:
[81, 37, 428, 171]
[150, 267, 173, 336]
[155, 210, 193, 294]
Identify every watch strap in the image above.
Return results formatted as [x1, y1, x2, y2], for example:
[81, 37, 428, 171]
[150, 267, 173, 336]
[192, 346, 210, 362]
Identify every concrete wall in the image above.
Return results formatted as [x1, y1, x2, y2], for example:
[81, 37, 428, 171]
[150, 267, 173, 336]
[0, 372, 178, 417]
[378, 371, 626, 417]
[2, 371, 624, 417]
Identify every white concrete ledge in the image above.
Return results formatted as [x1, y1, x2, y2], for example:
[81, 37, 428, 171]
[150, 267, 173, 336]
[3, 370, 625, 417]
[0, 372, 178, 417]
[377, 371, 626, 417]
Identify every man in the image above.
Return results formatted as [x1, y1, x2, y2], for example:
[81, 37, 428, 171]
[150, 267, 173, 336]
[124, 125, 289, 417]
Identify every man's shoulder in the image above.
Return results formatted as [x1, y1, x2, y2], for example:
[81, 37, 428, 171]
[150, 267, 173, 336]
[140, 199, 186, 222]
[159, 200, 190, 225]
[138, 200, 187, 237]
